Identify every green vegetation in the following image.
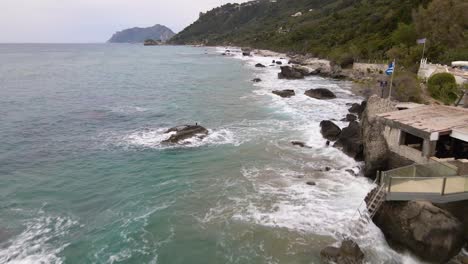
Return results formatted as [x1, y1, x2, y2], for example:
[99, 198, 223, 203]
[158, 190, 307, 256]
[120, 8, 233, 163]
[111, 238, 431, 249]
[171, 0, 467, 68]
[427, 73, 460, 105]
[393, 72, 422, 103]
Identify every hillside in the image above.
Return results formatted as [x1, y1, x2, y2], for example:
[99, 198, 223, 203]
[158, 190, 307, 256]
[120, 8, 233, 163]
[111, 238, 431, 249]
[108, 24, 175, 43]
[171, 0, 467, 65]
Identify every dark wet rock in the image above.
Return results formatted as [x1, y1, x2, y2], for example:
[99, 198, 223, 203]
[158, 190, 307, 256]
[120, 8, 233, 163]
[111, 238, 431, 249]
[252, 78, 262, 83]
[320, 120, 341, 141]
[345, 169, 356, 176]
[272, 89, 295, 98]
[325, 167, 331, 171]
[242, 48, 251, 56]
[291, 141, 310, 148]
[163, 125, 209, 143]
[305, 88, 336, 99]
[334, 121, 363, 161]
[221, 53, 227, 56]
[292, 65, 312, 76]
[278, 66, 304, 79]
[372, 200, 465, 263]
[272, 60, 276, 63]
[348, 101, 367, 119]
[321, 239, 365, 264]
[276, 61, 283, 65]
[306, 181, 317, 186]
[255, 63, 266, 68]
[342, 114, 357, 122]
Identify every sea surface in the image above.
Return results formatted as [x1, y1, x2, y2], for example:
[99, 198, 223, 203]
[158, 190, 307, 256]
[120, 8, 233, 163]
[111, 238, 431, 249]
[0, 44, 422, 264]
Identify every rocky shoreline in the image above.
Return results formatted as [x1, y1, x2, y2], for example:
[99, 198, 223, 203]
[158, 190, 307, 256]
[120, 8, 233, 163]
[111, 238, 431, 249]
[219, 47, 468, 264]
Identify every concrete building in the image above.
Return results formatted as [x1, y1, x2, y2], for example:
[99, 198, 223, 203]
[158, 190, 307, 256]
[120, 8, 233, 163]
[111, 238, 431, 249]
[378, 105, 468, 165]
[373, 105, 468, 202]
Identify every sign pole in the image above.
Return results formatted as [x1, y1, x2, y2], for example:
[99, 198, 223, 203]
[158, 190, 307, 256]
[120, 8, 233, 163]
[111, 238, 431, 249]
[388, 59, 396, 99]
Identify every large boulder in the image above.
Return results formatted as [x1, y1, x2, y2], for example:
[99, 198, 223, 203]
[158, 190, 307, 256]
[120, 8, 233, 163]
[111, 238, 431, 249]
[163, 125, 209, 143]
[361, 96, 397, 178]
[321, 239, 365, 264]
[272, 89, 295, 98]
[255, 63, 266, 68]
[292, 65, 313, 76]
[278, 66, 304, 79]
[373, 200, 465, 263]
[348, 101, 367, 119]
[334, 121, 363, 160]
[320, 120, 341, 141]
[305, 88, 336, 99]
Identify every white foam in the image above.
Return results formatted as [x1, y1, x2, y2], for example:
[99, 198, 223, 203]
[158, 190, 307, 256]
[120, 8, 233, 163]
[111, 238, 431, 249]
[117, 127, 240, 150]
[215, 47, 425, 263]
[0, 215, 78, 264]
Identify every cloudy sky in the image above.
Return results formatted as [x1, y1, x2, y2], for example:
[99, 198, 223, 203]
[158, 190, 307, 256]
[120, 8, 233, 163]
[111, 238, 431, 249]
[0, 0, 248, 43]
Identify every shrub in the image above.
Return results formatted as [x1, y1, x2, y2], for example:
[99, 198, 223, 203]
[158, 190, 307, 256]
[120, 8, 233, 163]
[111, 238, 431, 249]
[392, 72, 422, 103]
[427, 73, 460, 105]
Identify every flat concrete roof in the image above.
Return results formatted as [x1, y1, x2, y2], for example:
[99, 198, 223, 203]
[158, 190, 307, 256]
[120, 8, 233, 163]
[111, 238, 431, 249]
[378, 105, 468, 139]
[452, 125, 468, 142]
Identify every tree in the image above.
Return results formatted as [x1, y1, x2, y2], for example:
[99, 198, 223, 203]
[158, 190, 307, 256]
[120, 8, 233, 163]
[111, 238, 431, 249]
[427, 73, 460, 105]
[392, 23, 417, 50]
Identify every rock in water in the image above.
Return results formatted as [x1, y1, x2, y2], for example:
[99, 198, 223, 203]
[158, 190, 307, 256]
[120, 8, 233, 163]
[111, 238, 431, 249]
[163, 125, 209, 143]
[320, 120, 341, 141]
[275, 61, 283, 65]
[252, 78, 262, 83]
[373, 200, 465, 263]
[348, 101, 367, 118]
[272, 89, 295, 98]
[278, 66, 304, 79]
[291, 141, 310, 148]
[321, 239, 365, 264]
[334, 121, 363, 160]
[342, 114, 357, 122]
[255, 63, 266, 68]
[305, 88, 336, 99]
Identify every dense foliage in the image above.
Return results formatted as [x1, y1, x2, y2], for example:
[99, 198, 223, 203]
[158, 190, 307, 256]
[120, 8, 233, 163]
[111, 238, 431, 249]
[427, 73, 460, 105]
[171, 0, 467, 66]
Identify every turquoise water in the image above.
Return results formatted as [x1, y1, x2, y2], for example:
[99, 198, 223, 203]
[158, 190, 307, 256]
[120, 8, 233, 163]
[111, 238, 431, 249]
[0, 44, 414, 264]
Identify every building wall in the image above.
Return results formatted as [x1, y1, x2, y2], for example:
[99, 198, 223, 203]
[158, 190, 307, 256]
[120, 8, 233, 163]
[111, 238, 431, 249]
[383, 126, 431, 164]
[418, 61, 467, 85]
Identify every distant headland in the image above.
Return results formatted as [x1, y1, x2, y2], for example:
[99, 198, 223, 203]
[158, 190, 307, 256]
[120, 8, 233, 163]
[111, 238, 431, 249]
[108, 24, 175, 43]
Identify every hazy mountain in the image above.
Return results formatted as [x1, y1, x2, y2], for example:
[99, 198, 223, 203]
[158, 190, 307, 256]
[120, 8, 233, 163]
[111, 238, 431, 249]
[108, 24, 175, 43]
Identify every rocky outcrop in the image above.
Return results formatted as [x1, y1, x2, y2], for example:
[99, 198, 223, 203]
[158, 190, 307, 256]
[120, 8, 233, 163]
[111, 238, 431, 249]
[291, 141, 310, 148]
[163, 125, 209, 143]
[292, 65, 313, 76]
[255, 63, 266, 68]
[361, 96, 397, 178]
[305, 88, 336, 99]
[320, 120, 341, 141]
[321, 239, 365, 264]
[334, 121, 363, 160]
[278, 66, 304, 79]
[348, 101, 367, 119]
[342, 114, 357, 122]
[242, 48, 251, 56]
[372, 200, 465, 263]
[272, 89, 295, 98]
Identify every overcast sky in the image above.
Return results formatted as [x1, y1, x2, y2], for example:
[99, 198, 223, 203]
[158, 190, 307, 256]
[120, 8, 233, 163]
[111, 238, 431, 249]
[0, 0, 248, 43]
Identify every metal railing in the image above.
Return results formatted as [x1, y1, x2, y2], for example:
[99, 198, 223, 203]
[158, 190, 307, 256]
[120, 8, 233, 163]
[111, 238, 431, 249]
[380, 162, 468, 202]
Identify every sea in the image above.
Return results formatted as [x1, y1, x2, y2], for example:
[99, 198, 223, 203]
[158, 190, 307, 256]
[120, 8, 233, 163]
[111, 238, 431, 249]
[0, 44, 423, 264]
